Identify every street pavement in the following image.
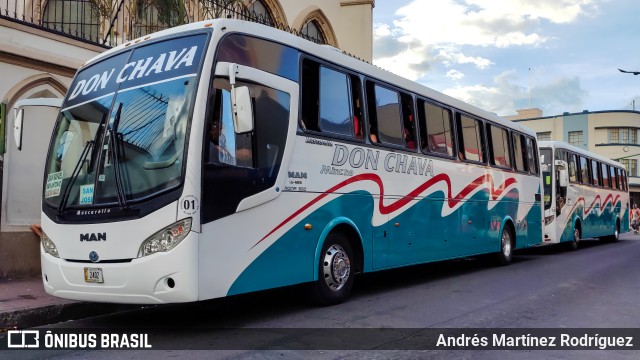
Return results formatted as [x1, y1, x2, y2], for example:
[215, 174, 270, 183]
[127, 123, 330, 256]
[0, 232, 637, 331]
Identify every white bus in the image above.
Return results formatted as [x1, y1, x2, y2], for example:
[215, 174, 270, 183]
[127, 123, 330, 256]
[37, 19, 543, 305]
[539, 141, 629, 249]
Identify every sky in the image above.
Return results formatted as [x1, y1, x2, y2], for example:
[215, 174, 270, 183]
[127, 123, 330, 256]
[372, 0, 640, 118]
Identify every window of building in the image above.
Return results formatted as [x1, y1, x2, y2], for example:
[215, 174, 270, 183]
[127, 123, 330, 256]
[418, 101, 453, 157]
[248, 0, 274, 25]
[488, 125, 511, 168]
[457, 115, 484, 163]
[537, 132, 551, 141]
[42, 0, 99, 40]
[568, 131, 583, 147]
[302, 20, 325, 43]
[620, 159, 637, 178]
[609, 128, 637, 144]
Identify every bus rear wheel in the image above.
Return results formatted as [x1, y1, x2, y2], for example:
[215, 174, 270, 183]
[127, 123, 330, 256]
[309, 232, 354, 306]
[496, 225, 514, 265]
[601, 220, 620, 243]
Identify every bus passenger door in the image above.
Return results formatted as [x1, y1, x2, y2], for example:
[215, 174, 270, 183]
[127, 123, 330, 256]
[371, 196, 389, 269]
[202, 63, 299, 223]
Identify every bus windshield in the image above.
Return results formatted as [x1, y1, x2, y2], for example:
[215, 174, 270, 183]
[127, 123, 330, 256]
[43, 33, 208, 209]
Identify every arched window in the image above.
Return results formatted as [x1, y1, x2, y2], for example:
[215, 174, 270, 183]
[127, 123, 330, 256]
[248, 0, 274, 26]
[42, 0, 99, 41]
[301, 20, 325, 43]
[132, 2, 186, 38]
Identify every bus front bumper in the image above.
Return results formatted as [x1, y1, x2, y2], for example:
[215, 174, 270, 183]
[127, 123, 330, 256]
[40, 232, 199, 304]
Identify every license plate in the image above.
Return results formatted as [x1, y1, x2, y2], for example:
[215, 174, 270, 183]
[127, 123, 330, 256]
[84, 267, 104, 283]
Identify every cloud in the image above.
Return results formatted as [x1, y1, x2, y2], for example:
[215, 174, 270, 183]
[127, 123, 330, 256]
[441, 70, 588, 115]
[447, 69, 465, 80]
[394, 0, 599, 48]
[373, 0, 599, 80]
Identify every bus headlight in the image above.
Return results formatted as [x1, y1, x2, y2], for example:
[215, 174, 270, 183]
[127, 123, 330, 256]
[41, 232, 59, 258]
[544, 215, 555, 226]
[138, 218, 192, 258]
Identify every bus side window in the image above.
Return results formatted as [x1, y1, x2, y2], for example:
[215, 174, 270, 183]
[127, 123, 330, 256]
[601, 163, 610, 188]
[591, 160, 600, 186]
[367, 82, 404, 146]
[487, 124, 511, 168]
[457, 114, 484, 163]
[512, 133, 526, 172]
[568, 153, 578, 182]
[400, 94, 416, 150]
[351, 76, 364, 140]
[526, 137, 539, 175]
[419, 100, 454, 157]
[580, 156, 590, 185]
[610, 166, 617, 189]
[300, 59, 320, 132]
[319, 66, 354, 137]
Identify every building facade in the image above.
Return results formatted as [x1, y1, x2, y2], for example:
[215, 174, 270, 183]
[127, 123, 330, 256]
[507, 108, 640, 206]
[0, 0, 373, 277]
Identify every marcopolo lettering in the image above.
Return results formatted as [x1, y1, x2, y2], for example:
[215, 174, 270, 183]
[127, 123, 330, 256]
[80, 233, 107, 242]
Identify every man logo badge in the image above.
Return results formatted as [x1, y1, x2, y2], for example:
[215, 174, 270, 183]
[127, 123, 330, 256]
[89, 251, 99, 262]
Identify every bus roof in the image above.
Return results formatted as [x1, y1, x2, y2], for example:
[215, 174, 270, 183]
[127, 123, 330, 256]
[84, 19, 535, 137]
[538, 141, 623, 167]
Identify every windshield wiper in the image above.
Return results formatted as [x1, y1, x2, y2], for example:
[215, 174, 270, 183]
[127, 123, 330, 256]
[109, 103, 128, 209]
[57, 139, 94, 213]
[57, 110, 109, 213]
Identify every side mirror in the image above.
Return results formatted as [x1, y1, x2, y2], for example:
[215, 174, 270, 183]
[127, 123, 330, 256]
[231, 86, 253, 134]
[555, 160, 569, 187]
[227, 63, 253, 134]
[13, 108, 23, 151]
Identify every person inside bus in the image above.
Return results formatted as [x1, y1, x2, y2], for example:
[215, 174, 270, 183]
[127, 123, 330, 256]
[369, 122, 379, 143]
[403, 105, 416, 149]
[632, 204, 640, 235]
[209, 120, 234, 165]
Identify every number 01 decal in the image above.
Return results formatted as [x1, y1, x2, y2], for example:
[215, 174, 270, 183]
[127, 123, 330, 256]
[180, 195, 199, 215]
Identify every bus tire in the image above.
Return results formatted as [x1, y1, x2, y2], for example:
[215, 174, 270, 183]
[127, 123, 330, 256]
[567, 224, 580, 251]
[496, 225, 514, 266]
[309, 232, 354, 306]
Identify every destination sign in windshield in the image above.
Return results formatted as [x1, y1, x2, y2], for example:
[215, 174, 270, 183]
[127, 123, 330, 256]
[64, 33, 208, 109]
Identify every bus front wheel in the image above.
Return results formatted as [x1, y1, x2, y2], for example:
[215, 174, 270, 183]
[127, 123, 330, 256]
[567, 225, 580, 251]
[309, 232, 355, 306]
[496, 225, 514, 265]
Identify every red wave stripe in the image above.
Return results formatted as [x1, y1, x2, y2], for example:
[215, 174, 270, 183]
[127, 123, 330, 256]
[559, 193, 622, 229]
[251, 173, 517, 249]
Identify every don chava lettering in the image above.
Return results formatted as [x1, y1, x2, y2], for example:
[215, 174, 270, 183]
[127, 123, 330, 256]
[68, 45, 199, 101]
[329, 144, 434, 177]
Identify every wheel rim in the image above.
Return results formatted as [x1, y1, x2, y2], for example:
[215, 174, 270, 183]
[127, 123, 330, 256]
[615, 227, 619, 240]
[502, 230, 512, 258]
[574, 228, 580, 243]
[323, 244, 351, 291]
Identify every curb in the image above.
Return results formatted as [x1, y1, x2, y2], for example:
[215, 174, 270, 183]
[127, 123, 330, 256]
[1, 302, 139, 329]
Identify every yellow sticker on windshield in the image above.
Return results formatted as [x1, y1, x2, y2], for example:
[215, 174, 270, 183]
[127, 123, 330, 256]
[545, 175, 551, 185]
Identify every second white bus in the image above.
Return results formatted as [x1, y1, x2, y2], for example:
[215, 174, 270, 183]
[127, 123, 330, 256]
[539, 141, 629, 249]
